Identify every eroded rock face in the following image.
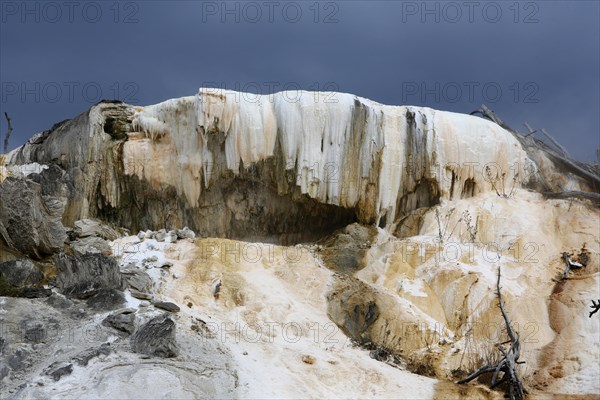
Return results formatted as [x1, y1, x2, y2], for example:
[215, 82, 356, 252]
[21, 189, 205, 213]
[28, 163, 69, 198]
[4, 102, 134, 229]
[94, 162, 358, 244]
[0, 177, 66, 258]
[327, 278, 380, 341]
[318, 224, 378, 274]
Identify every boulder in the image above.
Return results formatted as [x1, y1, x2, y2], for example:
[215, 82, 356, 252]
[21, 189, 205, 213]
[130, 290, 153, 301]
[44, 362, 73, 381]
[153, 301, 180, 313]
[0, 177, 67, 258]
[72, 343, 112, 366]
[0, 362, 8, 381]
[72, 219, 120, 241]
[0, 259, 49, 297]
[154, 229, 167, 242]
[45, 292, 74, 309]
[165, 231, 178, 243]
[121, 266, 153, 293]
[70, 236, 112, 256]
[130, 313, 177, 358]
[24, 324, 46, 344]
[86, 288, 125, 310]
[318, 224, 377, 274]
[0, 259, 43, 290]
[176, 227, 195, 240]
[102, 309, 136, 334]
[54, 253, 123, 299]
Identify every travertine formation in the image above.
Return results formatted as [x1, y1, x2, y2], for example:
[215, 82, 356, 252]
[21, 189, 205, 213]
[4, 89, 595, 244]
[0, 89, 598, 399]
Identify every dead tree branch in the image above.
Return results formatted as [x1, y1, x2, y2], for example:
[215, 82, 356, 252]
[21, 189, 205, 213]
[470, 105, 509, 130]
[3, 112, 13, 153]
[457, 268, 524, 400]
[561, 251, 584, 280]
[590, 300, 600, 318]
[523, 122, 537, 137]
[540, 128, 571, 158]
[523, 121, 571, 157]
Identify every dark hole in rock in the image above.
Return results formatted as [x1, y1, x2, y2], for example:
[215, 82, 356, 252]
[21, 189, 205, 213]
[378, 213, 387, 229]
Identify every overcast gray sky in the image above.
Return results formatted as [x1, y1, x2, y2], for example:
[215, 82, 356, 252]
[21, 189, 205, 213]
[1, 0, 598, 161]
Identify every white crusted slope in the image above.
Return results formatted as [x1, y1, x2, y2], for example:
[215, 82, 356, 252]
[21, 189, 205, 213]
[128, 88, 537, 227]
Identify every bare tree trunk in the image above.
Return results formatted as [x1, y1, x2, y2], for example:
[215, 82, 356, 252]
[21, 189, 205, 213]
[3, 112, 13, 153]
[457, 268, 524, 400]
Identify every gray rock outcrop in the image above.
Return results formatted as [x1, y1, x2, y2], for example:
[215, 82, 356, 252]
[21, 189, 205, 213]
[85, 288, 125, 310]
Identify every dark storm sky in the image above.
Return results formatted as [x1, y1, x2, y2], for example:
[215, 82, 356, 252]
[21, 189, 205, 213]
[1, 1, 599, 161]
